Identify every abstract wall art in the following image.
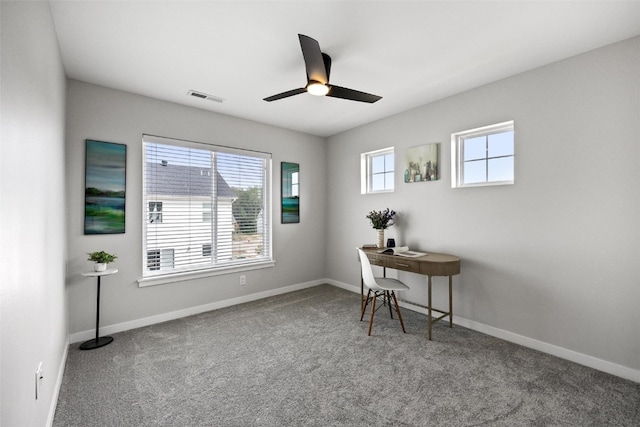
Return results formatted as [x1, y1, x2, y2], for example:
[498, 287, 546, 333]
[404, 143, 439, 183]
[281, 162, 299, 223]
[84, 139, 126, 234]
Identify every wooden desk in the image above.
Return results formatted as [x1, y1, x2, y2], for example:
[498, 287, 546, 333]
[361, 248, 461, 340]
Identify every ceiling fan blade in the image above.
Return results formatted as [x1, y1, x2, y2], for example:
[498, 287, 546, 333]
[326, 85, 382, 103]
[263, 88, 307, 102]
[299, 34, 328, 84]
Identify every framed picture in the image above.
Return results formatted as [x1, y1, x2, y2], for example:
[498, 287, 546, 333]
[404, 143, 439, 183]
[281, 162, 299, 223]
[84, 139, 126, 234]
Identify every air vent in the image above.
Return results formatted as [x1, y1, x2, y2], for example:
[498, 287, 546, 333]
[187, 90, 225, 103]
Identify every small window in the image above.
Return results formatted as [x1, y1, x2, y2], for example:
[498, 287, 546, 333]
[202, 243, 212, 257]
[147, 249, 175, 270]
[361, 147, 394, 194]
[161, 249, 175, 269]
[202, 202, 212, 223]
[149, 202, 163, 223]
[451, 121, 514, 188]
[147, 250, 160, 271]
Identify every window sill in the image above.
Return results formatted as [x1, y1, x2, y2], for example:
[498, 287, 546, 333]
[454, 180, 514, 188]
[137, 260, 276, 287]
[364, 189, 394, 195]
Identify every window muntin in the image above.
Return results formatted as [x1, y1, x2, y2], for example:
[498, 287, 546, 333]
[452, 121, 514, 188]
[361, 147, 394, 194]
[142, 135, 272, 278]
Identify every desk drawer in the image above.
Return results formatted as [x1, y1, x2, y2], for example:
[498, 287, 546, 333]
[387, 258, 420, 273]
[367, 253, 386, 267]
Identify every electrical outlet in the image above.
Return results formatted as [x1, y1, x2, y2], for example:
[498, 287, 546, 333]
[239, 275, 246, 286]
[35, 362, 43, 400]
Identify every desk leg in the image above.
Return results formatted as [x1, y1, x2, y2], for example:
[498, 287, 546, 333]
[428, 275, 433, 341]
[449, 275, 453, 328]
[382, 267, 393, 317]
[80, 276, 113, 350]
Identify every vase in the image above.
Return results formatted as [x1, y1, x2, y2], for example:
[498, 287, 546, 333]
[376, 229, 385, 248]
[94, 263, 107, 272]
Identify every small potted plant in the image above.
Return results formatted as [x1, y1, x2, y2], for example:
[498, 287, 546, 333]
[366, 208, 396, 248]
[87, 251, 117, 272]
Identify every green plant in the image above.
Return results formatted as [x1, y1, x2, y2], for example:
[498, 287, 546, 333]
[366, 208, 396, 229]
[87, 251, 117, 264]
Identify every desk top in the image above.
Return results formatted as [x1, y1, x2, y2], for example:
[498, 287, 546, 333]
[362, 247, 460, 277]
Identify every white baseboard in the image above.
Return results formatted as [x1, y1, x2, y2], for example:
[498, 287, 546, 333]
[47, 337, 69, 427]
[69, 279, 324, 344]
[451, 316, 640, 384]
[326, 279, 640, 384]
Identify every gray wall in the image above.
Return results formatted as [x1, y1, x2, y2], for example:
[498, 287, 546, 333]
[0, 2, 68, 426]
[1, 7, 637, 426]
[65, 81, 327, 336]
[326, 37, 640, 373]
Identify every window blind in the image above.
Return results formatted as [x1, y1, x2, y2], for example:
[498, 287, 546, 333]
[142, 135, 272, 277]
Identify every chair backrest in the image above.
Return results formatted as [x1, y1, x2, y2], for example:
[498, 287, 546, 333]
[356, 248, 383, 291]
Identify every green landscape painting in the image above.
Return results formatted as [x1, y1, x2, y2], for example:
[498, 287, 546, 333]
[84, 140, 126, 234]
[281, 162, 299, 223]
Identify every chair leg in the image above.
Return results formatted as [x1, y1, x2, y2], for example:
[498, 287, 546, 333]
[368, 291, 378, 336]
[390, 291, 406, 333]
[386, 291, 394, 319]
[360, 289, 372, 321]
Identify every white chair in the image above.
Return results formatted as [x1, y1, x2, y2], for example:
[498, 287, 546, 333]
[356, 248, 409, 336]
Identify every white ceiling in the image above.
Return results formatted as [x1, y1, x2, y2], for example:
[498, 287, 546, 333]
[49, 1, 640, 137]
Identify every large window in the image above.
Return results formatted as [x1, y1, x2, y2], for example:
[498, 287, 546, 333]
[451, 121, 514, 188]
[141, 135, 272, 282]
[361, 147, 394, 194]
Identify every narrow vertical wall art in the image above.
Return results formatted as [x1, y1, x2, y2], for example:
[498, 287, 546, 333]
[84, 139, 127, 234]
[281, 162, 299, 223]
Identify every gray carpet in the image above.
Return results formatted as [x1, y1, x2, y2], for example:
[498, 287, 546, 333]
[54, 285, 640, 426]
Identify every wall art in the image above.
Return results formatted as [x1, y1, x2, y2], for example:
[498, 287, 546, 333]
[84, 139, 126, 234]
[404, 143, 439, 183]
[281, 162, 299, 223]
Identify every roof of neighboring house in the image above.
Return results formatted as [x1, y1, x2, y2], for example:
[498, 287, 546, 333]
[146, 162, 237, 198]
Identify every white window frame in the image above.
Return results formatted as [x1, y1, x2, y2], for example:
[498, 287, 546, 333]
[139, 135, 274, 287]
[451, 121, 514, 188]
[361, 146, 394, 194]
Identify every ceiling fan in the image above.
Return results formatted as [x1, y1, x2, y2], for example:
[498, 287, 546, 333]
[263, 34, 382, 104]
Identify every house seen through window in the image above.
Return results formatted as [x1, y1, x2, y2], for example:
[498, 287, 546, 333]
[142, 135, 272, 278]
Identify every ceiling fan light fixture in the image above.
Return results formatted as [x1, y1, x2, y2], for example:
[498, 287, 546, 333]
[307, 81, 329, 96]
